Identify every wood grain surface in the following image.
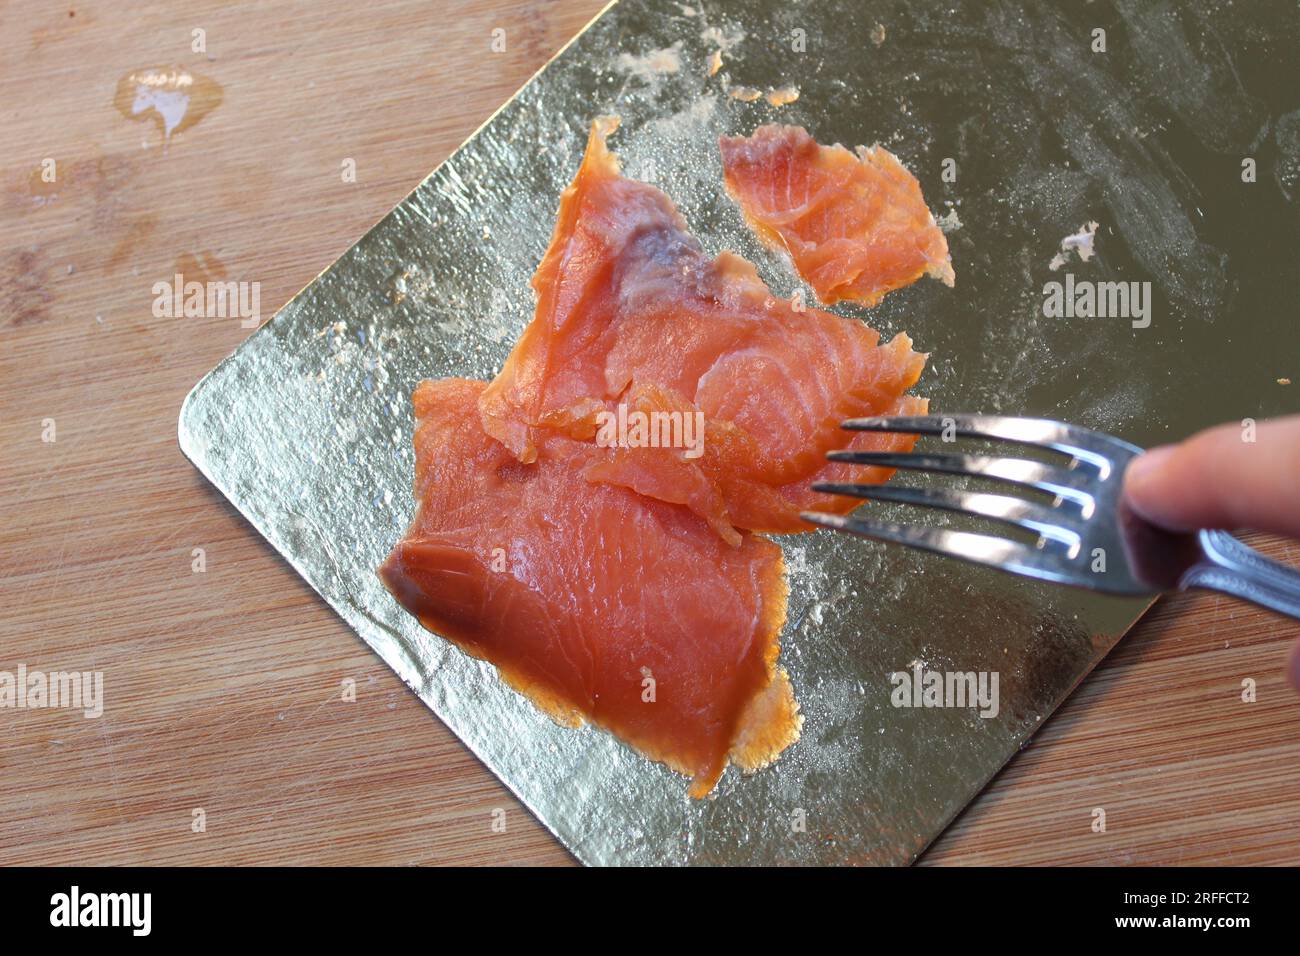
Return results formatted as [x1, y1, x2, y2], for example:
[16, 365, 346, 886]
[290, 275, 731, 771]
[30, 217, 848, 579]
[2, 0, 1298, 867]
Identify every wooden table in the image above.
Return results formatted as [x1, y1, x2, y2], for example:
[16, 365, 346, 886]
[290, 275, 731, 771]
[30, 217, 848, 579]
[3, 0, 1298, 866]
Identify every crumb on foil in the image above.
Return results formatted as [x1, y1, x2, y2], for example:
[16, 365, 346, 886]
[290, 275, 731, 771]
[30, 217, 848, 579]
[765, 85, 800, 107]
[1049, 220, 1099, 271]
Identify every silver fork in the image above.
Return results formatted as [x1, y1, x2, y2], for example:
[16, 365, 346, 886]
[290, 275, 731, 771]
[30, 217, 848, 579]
[801, 414, 1300, 618]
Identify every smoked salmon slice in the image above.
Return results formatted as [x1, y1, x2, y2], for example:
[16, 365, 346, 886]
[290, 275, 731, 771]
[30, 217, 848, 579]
[381, 118, 936, 798]
[478, 117, 929, 540]
[379, 378, 799, 798]
[719, 124, 954, 307]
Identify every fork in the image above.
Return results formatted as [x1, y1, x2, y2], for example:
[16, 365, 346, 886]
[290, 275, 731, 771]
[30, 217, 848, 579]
[801, 414, 1300, 618]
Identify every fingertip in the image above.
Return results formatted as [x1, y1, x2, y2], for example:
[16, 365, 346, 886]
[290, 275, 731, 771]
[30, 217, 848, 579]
[1122, 445, 1179, 527]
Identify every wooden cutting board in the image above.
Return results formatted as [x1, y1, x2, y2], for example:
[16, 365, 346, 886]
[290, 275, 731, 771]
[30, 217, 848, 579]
[2, 0, 1298, 866]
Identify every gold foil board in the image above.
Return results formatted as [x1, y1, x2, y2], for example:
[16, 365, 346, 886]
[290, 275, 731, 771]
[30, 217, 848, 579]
[179, 0, 1300, 864]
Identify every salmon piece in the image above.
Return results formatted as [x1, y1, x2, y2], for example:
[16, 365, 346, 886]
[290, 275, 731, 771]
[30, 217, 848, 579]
[380, 378, 799, 798]
[478, 117, 928, 539]
[719, 124, 954, 307]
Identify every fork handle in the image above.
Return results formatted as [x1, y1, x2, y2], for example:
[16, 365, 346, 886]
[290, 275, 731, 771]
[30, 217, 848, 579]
[1180, 530, 1300, 620]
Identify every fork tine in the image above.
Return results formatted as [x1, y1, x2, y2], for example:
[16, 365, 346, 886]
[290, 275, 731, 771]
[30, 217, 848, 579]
[841, 414, 1139, 474]
[809, 482, 1081, 549]
[823, 450, 1096, 510]
[800, 511, 1075, 585]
